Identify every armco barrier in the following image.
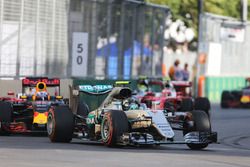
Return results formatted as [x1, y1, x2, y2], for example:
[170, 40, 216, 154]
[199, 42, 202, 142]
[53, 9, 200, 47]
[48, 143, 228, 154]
[205, 76, 245, 103]
[73, 79, 137, 111]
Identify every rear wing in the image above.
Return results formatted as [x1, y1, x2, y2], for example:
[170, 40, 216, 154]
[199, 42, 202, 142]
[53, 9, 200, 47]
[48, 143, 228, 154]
[75, 85, 113, 95]
[69, 84, 113, 113]
[74, 81, 130, 96]
[22, 77, 60, 87]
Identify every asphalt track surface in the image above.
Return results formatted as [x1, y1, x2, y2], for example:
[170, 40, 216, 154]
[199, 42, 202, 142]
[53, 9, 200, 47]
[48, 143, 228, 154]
[1, 104, 250, 167]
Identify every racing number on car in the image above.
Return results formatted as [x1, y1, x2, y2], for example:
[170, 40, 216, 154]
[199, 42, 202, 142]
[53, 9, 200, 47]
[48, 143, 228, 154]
[77, 44, 83, 65]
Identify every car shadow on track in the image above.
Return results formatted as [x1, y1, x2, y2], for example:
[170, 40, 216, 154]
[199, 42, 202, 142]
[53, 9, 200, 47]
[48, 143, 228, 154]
[0, 136, 249, 158]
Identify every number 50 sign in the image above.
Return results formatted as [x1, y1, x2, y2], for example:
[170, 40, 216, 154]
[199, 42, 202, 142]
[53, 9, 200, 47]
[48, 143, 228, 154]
[72, 32, 88, 77]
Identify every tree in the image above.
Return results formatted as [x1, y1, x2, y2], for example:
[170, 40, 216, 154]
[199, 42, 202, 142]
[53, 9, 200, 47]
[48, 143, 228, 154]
[147, 0, 249, 38]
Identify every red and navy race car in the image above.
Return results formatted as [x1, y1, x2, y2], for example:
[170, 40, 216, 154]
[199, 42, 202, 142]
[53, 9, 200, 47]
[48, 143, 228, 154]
[137, 78, 210, 116]
[221, 78, 250, 108]
[0, 77, 65, 134]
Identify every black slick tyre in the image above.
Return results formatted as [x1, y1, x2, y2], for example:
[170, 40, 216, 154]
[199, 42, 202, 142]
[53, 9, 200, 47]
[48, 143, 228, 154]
[180, 98, 193, 111]
[194, 97, 211, 116]
[221, 91, 232, 108]
[0, 101, 12, 135]
[101, 110, 128, 147]
[0, 101, 12, 122]
[184, 110, 211, 150]
[47, 106, 74, 142]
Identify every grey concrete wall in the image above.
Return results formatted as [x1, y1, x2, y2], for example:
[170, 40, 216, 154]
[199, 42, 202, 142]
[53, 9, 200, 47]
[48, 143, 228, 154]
[0, 80, 22, 97]
[60, 79, 73, 99]
[0, 79, 73, 99]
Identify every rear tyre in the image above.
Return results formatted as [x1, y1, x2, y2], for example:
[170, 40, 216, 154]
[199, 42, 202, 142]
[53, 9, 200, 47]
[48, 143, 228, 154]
[194, 97, 210, 116]
[77, 102, 89, 117]
[184, 110, 211, 150]
[47, 106, 74, 142]
[180, 98, 193, 111]
[0, 101, 12, 135]
[101, 110, 128, 147]
[221, 91, 232, 108]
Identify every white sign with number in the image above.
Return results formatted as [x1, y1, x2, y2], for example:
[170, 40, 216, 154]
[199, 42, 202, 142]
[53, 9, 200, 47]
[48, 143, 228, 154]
[72, 32, 88, 77]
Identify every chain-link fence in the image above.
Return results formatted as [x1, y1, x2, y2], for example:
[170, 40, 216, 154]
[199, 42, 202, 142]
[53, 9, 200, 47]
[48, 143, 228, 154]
[69, 0, 170, 79]
[200, 12, 250, 76]
[0, 0, 169, 79]
[0, 0, 69, 79]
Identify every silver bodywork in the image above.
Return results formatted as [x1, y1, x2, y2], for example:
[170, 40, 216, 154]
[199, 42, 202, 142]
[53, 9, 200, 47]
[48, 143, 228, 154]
[73, 85, 217, 146]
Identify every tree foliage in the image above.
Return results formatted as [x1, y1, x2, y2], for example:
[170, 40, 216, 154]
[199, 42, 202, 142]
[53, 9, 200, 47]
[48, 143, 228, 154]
[147, 0, 250, 38]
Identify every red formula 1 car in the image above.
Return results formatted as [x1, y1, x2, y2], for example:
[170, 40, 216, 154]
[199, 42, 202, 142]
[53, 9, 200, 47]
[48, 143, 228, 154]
[0, 77, 65, 134]
[138, 78, 210, 116]
[221, 78, 250, 108]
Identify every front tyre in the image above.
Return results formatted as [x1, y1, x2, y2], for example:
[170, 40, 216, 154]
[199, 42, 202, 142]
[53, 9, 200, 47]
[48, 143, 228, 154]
[184, 110, 211, 150]
[47, 106, 74, 143]
[101, 110, 128, 147]
[194, 97, 211, 116]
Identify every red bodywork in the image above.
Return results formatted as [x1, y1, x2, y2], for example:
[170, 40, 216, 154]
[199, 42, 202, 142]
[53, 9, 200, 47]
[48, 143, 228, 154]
[140, 80, 193, 111]
[0, 96, 30, 133]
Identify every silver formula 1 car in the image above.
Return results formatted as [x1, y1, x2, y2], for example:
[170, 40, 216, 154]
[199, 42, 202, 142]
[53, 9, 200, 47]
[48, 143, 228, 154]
[47, 82, 217, 150]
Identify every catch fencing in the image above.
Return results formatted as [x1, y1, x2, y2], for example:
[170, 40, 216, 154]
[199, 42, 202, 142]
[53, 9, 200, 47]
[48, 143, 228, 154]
[68, 0, 170, 79]
[200, 12, 250, 77]
[0, 0, 69, 78]
[0, 0, 170, 79]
